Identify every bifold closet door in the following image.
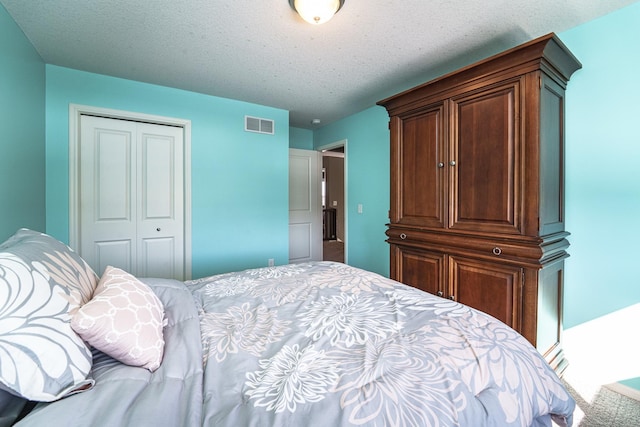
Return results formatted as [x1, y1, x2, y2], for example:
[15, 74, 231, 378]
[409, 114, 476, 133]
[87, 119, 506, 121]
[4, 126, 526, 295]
[79, 115, 184, 279]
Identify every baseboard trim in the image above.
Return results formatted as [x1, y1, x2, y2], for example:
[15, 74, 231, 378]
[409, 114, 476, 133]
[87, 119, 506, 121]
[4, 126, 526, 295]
[604, 382, 640, 402]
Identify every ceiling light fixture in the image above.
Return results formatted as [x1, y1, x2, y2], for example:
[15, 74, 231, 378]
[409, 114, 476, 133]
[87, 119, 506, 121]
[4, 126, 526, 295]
[289, 0, 345, 25]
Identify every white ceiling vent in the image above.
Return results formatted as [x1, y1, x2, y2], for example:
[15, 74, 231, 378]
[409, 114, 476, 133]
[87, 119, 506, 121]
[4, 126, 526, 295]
[245, 116, 274, 135]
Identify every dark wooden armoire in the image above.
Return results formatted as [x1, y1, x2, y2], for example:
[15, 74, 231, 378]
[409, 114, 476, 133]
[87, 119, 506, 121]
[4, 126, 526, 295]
[377, 33, 581, 373]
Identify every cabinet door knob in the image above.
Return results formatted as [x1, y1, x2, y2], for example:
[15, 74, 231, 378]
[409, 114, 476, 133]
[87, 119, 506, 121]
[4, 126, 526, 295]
[448, 295, 455, 300]
[449, 160, 456, 166]
[492, 247, 502, 256]
[156, 228, 161, 232]
[437, 291, 443, 297]
[399, 233, 407, 240]
[438, 162, 444, 168]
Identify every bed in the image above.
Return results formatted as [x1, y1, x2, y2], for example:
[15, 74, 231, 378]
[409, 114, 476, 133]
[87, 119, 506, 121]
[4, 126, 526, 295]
[1, 229, 575, 426]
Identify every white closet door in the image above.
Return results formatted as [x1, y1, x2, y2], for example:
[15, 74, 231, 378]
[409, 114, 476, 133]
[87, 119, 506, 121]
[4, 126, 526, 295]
[137, 123, 184, 278]
[79, 115, 184, 279]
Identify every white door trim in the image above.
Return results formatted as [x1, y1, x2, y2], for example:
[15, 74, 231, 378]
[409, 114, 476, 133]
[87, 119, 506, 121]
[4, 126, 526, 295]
[317, 139, 347, 264]
[69, 104, 192, 280]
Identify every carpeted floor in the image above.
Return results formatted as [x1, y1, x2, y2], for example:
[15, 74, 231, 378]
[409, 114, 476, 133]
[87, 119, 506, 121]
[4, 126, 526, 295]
[323, 239, 344, 263]
[562, 379, 640, 426]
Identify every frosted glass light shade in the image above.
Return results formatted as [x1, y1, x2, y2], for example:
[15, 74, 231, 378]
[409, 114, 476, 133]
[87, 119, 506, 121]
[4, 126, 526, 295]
[290, 0, 345, 25]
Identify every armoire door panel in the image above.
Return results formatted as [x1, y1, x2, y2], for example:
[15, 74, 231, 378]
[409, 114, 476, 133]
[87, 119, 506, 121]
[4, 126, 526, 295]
[451, 256, 522, 329]
[451, 82, 521, 235]
[393, 245, 443, 295]
[397, 105, 446, 228]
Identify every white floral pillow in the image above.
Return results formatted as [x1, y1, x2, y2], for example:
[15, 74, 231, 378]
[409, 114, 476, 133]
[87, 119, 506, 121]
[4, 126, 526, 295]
[71, 266, 166, 371]
[0, 229, 97, 401]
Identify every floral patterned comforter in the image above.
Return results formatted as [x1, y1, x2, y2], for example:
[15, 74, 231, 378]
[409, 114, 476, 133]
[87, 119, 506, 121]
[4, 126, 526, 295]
[185, 261, 575, 427]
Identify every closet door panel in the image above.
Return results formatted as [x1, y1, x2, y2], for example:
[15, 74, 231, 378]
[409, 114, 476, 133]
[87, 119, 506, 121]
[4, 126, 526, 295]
[80, 116, 138, 276]
[137, 124, 184, 279]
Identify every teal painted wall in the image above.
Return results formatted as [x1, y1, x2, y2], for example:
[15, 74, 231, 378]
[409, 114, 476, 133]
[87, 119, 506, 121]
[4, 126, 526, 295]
[314, 107, 390, 277]
[45, 66, 290, 278]
[289, 127, 313, 149]
[620, 377, 640, 392]
[560, 3, 640, 329]
[0, 5, 46, 241]
[560, 2, 640, 391]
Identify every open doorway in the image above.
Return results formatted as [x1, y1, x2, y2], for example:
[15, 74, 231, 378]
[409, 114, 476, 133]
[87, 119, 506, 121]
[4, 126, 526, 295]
[319, 140, 346, 263]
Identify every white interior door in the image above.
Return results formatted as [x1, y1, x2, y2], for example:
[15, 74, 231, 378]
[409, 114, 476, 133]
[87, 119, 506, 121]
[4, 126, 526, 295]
[289, 148, 322, 263]
[79, 115, 184, 279]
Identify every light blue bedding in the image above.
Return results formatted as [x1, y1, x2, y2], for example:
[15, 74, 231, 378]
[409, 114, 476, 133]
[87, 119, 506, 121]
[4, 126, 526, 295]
[15, 262, 575, 426]
[186, 262, 575, 427]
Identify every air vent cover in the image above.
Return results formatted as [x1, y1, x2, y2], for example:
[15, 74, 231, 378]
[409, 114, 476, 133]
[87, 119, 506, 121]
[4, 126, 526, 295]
[245, 116, 275, 135]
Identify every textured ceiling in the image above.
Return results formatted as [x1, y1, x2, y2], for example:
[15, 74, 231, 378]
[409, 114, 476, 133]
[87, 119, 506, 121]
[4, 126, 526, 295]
[2, 0, 637, 128]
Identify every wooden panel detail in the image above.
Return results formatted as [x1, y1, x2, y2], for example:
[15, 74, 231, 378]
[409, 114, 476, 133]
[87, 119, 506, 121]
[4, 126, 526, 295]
[392, 245, 444, 295]
[451, 81, 521, 234]
[396, 104, 446, 228]
[539, 76, 566, 235]
[451, 256, 522, 329]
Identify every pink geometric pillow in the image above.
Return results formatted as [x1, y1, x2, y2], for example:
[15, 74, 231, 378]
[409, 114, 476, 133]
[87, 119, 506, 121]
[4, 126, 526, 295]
[71, 266, 166, 371]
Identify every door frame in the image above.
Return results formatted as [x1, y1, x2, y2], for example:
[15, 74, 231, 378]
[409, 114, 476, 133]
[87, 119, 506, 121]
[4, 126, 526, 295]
[317, 139, 347, 264]
[68, 104, 192, 279]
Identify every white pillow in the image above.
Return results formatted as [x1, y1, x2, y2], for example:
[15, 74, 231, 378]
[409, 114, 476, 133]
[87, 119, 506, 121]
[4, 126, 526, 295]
[71, 266, 166, 371]
[0, 229, 97, 401]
